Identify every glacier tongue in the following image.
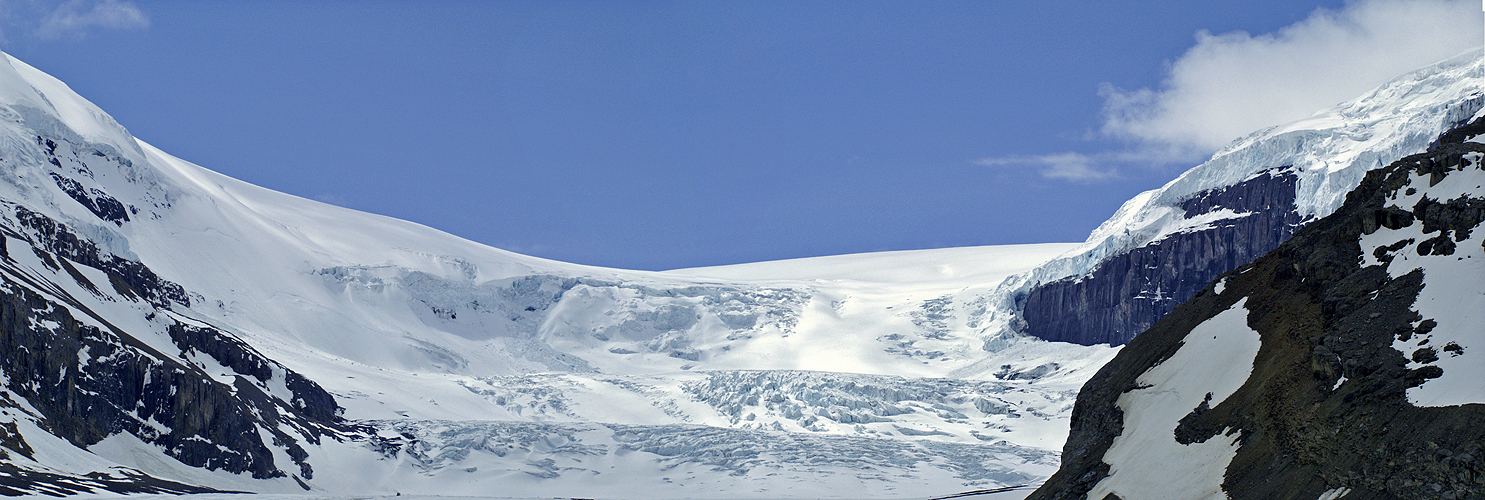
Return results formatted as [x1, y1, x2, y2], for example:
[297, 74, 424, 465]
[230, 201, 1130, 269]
[310, 369, 1081, 498]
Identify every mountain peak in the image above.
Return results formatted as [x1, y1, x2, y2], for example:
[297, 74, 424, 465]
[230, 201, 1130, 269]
[0, 53, 145, 168]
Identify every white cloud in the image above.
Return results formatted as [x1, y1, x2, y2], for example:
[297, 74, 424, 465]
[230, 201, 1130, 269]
[976, 152, 1120, 182]
[1101, 0, 1482, 156]
[35, 0, 148, 40]
[1001, 0, 1483, 182]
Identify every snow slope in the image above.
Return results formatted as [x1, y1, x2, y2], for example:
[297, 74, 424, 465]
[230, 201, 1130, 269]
[1084, 299, 1261, 500]
[0, 50, 1118, 497]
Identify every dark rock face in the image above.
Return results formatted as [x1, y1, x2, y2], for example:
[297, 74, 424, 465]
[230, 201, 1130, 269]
[0, 461, 225, 496]
[12, 206, 187, 307]
[0, 207, 346, 488]
[49, 172, 128, 226]
[1028, 117, 1485, 500]
[167, 323, 340, 423]
[1022, 168, 1306, 346]
[39, 136, 133, 226]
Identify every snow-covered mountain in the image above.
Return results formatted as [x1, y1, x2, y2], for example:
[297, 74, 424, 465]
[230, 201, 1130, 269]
[1027, 103, 1485, 500]
[996, 50, 1484, 347]
[0, 50, 1118, 498]
[0, 46, 1478, 498]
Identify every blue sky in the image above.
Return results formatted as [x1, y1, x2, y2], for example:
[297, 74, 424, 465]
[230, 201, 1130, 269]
[0, 0, 1479, 270]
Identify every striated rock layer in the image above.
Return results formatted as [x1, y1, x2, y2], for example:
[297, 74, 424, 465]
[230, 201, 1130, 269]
[1004, 51, 1484, 347]
[1023, 168, 1306, 345]
[0, 202, 347, 493]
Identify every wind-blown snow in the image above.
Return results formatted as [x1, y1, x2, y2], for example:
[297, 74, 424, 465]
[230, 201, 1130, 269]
[1086, 299, 1262, 500]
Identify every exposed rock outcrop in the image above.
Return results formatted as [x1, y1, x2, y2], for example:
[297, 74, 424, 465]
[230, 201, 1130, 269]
[1022, 168, 1306, 345]
[1027, 117, 1485, 499]
[0, 203, 346, 490]
[1004, 52, 1484, 348]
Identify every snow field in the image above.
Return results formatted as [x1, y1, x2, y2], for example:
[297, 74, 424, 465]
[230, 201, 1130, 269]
[1086, 299, 1262, 500]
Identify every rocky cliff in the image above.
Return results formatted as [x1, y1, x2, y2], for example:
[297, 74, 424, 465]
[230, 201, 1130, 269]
[0, 145, 348, 493]
[1027, 116, 1485, 500]
[1022, 168, 1306, 345]
[993, 51, 1484, 348]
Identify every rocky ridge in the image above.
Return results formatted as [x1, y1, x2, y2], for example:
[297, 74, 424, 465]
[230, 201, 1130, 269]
[0, 187, 348, 493]
[1027, 115, 1485, 500]
[1022, 167, 1306, 345]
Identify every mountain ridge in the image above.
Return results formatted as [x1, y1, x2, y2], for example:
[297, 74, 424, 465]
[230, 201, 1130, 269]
[0, 48, 1473, 497]
[998, 49, 1484, 347]
[1027, 113, 1485, 500]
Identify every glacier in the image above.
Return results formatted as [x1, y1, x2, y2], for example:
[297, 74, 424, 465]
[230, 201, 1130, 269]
[0, 49, 1118, 498]
[0, 45, 1476, 499]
